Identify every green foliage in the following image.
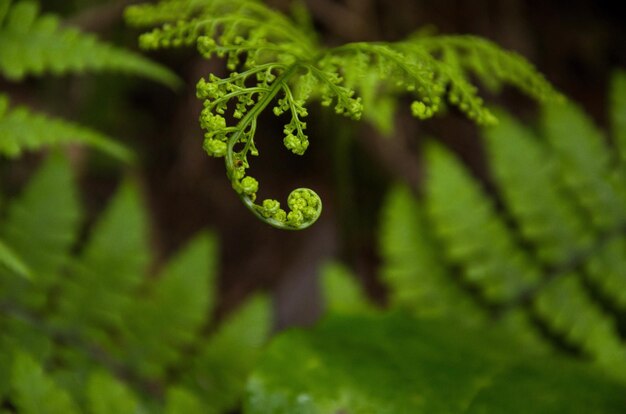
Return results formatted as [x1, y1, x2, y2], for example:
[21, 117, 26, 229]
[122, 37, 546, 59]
[0, 94, 133, 161]
[0, 0, 179, 162]
[319, 261, 373, 315]
[0, 238, 30, 279]
[377, 71, 626, 382]
[0, 154, 81, 307]
[11, 351, 80, 414]
[247, 314, 626, 414]
[0, 0, 179, 85]
[126, 0, 561, 229]
[0, 154, 272, 413]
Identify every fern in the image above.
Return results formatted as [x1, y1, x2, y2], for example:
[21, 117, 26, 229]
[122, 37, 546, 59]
[0, 0, 179, 86]
[11, 351, 80, 414]
[0, 0, 181, 162]
[320, 261, 373, 315]
[376, 71, 626, 382]
[0, 154, 272, 413]
[126, 0, 561, 230]
[0, 153, 81, 309]
[0, 94, 134, 161]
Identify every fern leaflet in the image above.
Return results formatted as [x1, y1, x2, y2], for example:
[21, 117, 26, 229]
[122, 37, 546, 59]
[0, 94, 134, 161]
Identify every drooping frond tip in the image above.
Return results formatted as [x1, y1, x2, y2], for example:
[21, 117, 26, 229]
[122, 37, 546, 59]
[127, 0, 562, 229]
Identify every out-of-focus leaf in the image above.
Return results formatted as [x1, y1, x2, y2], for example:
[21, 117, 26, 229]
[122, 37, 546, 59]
[246, 314, 626, 414]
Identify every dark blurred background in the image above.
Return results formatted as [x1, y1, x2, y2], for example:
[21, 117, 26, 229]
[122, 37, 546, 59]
[13, 0, 626, 327]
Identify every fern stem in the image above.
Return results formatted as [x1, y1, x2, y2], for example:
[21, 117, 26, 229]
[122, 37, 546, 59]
[224, 63, 320, 230]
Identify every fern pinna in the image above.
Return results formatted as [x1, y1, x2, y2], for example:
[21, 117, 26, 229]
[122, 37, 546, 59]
[0, 154, 271, 413]
[126, 0, 561, 230]
[378, 71, 626, 383]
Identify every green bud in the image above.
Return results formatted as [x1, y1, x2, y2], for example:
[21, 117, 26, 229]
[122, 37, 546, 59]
[261, 199, 281, 218]
[203, 139, 227, 157]
[240, 176, 259, 195]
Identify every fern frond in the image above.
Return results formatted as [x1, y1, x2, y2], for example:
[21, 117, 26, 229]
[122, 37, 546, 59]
[0, 94, 134, 162]
[117, 233, 217, 379]
[542, 102, 626, 230]
[127, 0, 560, 229]
[412, 35, 563, 104]
[0, 155, 267, 412]
[533, 275, 626, 380]
[377, 90, 626, 381]
[424, 142, 542, 303]
[183, 294, 271, 413]
[55, 181, 150, 339]
[378, 183, 549, 353]
[379, 184, 485, 321]
[0, 0, 179, 87]
[484, 110, 626, 314]
[0, 153, 81, 308]
[483, 111, 592, 264]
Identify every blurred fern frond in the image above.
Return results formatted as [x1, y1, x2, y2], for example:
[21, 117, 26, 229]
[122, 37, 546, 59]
[377, 70, 626, 382]
[0, 154, 271, 413]
[0, 0, 179, 86]
[0, 94, 134, 161]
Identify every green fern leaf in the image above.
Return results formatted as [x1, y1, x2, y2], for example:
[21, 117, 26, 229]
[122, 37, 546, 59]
[11, 351, 80, 414]
[378, 183, 549, 353]
[542, 102, 626, 230]
[483, 110, 593, 265]
[380, 184, 484, 321]
[425, 142, 542, 303]
[319, 261, 372, 315]
[0, 156, 263, 412]
[0, 153, 81, 308]
[55, 180, 150, 339]
[377, 94, 626, 382]
[0, 0, 179, 87]
[184, 294, 271, 413]
[164, 387, 207, 414]
[118, 232, 217, 379]
[533, 275, 626, 381]
[127, 0, 560, 229]
[484, 110, 626, 314]
[86, 371, 140, 414]
[0, 94, 134, 161]
[1, 153, 80, 278]
[412, 35, 562, 104]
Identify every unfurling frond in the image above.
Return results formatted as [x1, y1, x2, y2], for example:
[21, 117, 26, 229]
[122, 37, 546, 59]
[127, 0, 561, 229]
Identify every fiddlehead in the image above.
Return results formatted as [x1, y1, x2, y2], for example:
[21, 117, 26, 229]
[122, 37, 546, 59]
[198, 62, 323, 230]
[128, 0, 561, 230]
